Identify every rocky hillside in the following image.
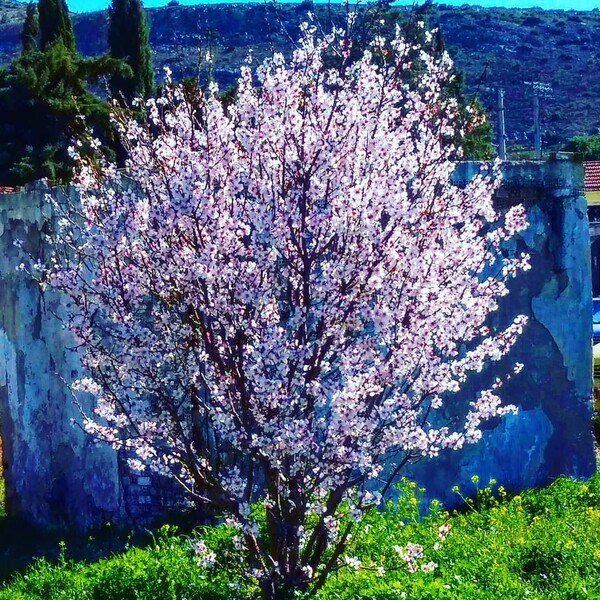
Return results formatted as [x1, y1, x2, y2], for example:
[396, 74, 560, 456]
[1, 1, 600, 152]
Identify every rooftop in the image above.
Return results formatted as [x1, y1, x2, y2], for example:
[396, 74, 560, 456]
[585, 161, 600, 193]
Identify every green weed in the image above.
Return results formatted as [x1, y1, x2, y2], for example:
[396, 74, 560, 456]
[1, 474, 599, 599]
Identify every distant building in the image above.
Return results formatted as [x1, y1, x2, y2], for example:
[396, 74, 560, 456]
[586, 161, 600, 214]
[585, 161, 600, 297]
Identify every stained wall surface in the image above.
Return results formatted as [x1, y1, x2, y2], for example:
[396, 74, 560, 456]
[0, 183, 125, 530]
[0, 161, 596, 530]
[406, 159, 596, 504]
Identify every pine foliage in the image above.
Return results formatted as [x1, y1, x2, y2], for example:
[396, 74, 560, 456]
[0, 1, 129, 186]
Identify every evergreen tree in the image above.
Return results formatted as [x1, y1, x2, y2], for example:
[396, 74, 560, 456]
[0, 3, 130, 186]
[0, 44, 119, 186]
[108, 0, 154, 104]
[21, 3, 39, 54]
[564, 134, 600, 160]
[461, 97, 494, 161]
[38, 0, 75, 53]
[440, 66, 494, 160]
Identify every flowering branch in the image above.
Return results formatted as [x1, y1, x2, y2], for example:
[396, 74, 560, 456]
[44, 21, 528, 599]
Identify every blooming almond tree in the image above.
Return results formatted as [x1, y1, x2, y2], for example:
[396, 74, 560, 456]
[47, 22, 529, 599]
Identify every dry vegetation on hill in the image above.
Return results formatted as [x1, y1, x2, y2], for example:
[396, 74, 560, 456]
[1, 2, 600, 151]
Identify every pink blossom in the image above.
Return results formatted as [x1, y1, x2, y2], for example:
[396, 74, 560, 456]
[47, 22, 528, 597]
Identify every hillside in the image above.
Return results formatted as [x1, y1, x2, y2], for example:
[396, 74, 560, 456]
[1, 2, 599, 153]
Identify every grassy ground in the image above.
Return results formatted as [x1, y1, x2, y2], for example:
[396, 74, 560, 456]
[0, 436, 4, 518]
[0, 473, 599, 599]
[0, 516, 157, 585]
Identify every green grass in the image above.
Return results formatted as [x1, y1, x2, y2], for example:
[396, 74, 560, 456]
[0, 527, 248, 600]
[0, 476, 5, 518]
[0, 474, 599, 599]
[318, 475, 600, 599]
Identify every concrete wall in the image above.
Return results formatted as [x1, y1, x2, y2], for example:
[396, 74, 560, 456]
[406, 159, 597, 504]
[0, 161, 596, 530]
[0, 183, 126, 531]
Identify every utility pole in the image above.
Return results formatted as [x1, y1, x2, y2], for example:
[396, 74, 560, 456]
[498, 88, 506, 160]
[533, 91, 541, 160]
[525, 81, 552, 161]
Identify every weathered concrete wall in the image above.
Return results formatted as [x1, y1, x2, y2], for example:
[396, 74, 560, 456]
[406, 159, 597, 504]
[0, 161, 596, 530]
[0, 183, 126, 531]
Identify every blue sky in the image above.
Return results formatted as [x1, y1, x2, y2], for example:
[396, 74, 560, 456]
[13, 0, 600, 14]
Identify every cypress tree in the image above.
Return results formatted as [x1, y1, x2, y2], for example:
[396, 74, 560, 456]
[108, 0, 154, 104]
[0, 0, 129, 186]
[21, 3, 39, 54]
[38, 0, 75, 53]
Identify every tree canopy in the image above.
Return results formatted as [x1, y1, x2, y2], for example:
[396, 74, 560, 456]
[47, 25, 529, 599]
[564, 134, 600, 160]
[108, 0, 155, 104]
[38, 0, 75, 52]
[21, 2, 39, 54]
[0, 0, 130, 186]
